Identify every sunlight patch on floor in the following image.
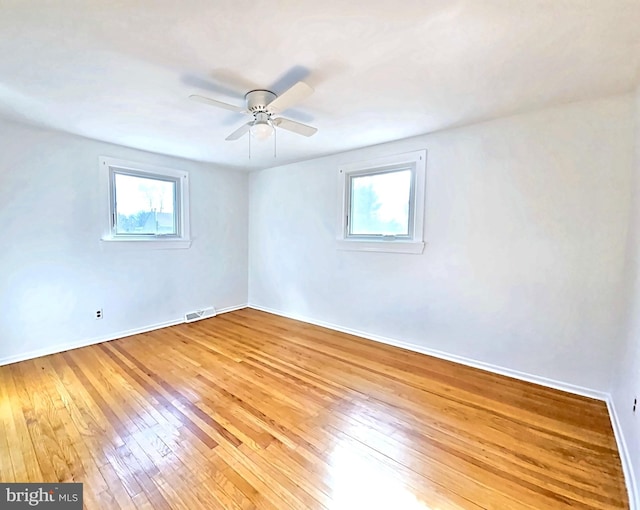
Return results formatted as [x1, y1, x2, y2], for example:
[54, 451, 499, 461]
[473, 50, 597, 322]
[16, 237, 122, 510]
[328, 441, 434, 510]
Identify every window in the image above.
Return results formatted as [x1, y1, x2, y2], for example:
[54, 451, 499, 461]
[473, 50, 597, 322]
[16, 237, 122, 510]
[349, 169, 413, 237]
[337, 150, 426, 253]
[100, 157, 191, 248]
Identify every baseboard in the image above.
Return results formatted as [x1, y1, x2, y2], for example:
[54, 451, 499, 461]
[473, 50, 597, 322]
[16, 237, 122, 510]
[607, 397, 639, 510]
[0, 303, 248, 367]
[216, 303, 249, 314]
[247, 303, 608, 401]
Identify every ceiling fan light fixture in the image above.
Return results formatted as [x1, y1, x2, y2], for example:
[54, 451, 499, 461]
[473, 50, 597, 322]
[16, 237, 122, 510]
[250, 112, 274, 140]
[250, 120, 274, 140]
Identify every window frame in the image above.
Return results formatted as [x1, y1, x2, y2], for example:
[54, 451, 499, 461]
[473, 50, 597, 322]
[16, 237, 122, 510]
[337, 150, 426, 254]
[100, 156, 191, 249]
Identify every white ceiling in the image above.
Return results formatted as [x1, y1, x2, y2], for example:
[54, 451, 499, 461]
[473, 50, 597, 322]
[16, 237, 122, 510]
[1, 0, 639, 170]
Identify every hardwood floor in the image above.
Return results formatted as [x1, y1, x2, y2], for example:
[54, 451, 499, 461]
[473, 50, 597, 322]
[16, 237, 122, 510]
[0, 308, 629, 509]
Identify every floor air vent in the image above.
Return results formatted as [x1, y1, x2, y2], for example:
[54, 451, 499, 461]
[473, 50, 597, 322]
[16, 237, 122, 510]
[184, 306, 216, 323]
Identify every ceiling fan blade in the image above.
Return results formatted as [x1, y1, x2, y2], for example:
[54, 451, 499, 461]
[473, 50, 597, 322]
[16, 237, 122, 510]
[266, 81, 314, 114]
[273, 117, 318, 137]
[225, 122, 252, 141]
[189, 94, 245, 113]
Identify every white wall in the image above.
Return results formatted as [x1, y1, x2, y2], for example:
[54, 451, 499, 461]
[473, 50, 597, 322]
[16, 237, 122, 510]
[611, 86, 640, 504]
[0, 118, 248, 364]
[249, 95, 634, 394]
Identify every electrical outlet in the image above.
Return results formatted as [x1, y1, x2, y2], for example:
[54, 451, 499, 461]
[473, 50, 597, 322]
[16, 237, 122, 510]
[96, 309, 103, 320]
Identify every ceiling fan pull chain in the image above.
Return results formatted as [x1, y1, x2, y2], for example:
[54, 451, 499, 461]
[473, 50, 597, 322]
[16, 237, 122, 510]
[274, 126, 277, 158]
[248, 129, 251, 160]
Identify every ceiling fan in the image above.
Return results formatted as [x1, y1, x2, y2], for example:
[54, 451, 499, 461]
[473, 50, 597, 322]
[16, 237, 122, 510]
[189, 81, 317, 141]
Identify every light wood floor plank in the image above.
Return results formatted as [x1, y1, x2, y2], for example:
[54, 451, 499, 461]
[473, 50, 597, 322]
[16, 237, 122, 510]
[0, 309, 629, 509]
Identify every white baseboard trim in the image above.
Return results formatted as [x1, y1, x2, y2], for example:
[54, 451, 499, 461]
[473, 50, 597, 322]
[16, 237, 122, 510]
[247, 303, 608, 401]
[0, 303, 248, 367]
[607, 397, 639, 510]
[216, 303, 249, 314]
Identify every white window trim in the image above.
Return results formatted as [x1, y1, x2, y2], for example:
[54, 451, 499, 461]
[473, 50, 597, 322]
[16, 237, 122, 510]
[336, 149, 426, 254]
[99, 156, 191, 249]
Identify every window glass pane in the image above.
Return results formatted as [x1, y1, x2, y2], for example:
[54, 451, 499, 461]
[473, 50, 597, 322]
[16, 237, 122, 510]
[350, 169, 411, 236]
[114, 173, 177, 235]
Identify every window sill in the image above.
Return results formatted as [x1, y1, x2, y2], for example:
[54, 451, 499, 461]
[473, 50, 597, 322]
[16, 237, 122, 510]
[336, 239, 425, 254]
[100, 237, 191, 250]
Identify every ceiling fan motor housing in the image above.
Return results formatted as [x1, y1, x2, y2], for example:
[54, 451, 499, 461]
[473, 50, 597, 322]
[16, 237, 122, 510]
[245, 90, 277, 115]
